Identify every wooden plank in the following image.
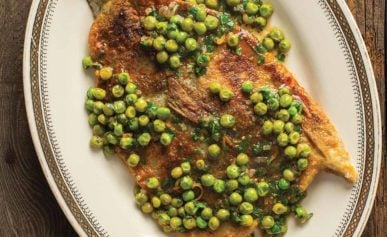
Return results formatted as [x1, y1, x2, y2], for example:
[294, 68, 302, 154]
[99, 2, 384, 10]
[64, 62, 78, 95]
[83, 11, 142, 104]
[0, 0, 383, 236]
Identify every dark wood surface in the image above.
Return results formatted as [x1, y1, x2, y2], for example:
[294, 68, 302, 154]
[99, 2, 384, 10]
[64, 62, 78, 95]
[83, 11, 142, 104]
[0, 0, 384, 236]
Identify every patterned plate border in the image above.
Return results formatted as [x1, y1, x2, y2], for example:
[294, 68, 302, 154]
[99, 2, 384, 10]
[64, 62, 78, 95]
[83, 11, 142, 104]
[23, 0, 382, 236]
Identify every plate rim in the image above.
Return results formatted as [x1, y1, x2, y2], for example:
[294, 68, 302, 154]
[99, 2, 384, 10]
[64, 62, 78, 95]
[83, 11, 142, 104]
[22, 0, 382, 236]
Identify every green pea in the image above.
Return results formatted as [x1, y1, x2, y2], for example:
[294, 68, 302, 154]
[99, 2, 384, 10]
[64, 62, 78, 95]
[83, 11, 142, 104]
[241, 81, 253, 94]
[156, 107, 171, 120]
[93, 101, 104, 114]
[113, 101, 126, 114]
[201, 174, 215, 187]
[184, 202, 196, 216]
[88, 113, 98, 126]
[169, 216, 182, 230]
[278, 178, 290, 190]
[254, 102, 268, 115]
[208, 216, 220, 230]
[82, 56, 93, 69]
[125, 82, 137, 94]
[100, 67, 113, 80]
[279, 39, 292, 53]
[208, 144, 221, 158]
[183, 217, 196, 229]
[181, 161, 191, 174]
[193, 22, 207, 35]
[170, 15, 184, 26]
[201, 207, 213, 220]
[260, 3, 273, 18]
[279, 87, 291, 95]
[156, 51, 169, 64]
[160, 133, 173, 146]
[205, 0, 219, 9]
[226, 179, 239, 192]
[169, 55, 181, 69]
[268, 98, 280, 111]
[135, 98, 148, 112]
[280, 94, 293, 108]
[90, 135, 104, 149]
[298, 158, 308, 171]
[209, 82, 221, 94]
[205, 15, 219, 30]
[127, 153, 140, 167]
[227, 33, 239, 47]
[167, 30, 179, 40]
[85, 99, 94, 112]
[117, 113, 128, 124]
[138, 133, 151, 146]
[117, 72, 130, 85]
[220, 114, 235, 128]
[245, 2, 259, 15]
[153, 36, 166, 51]
[171, 198, 184, 208]
[226, 0, 241, 7]
[254, 17, 267, 28]
[138, 115, 150, 126]
[288, 106, 298, 116]
[176, 31, 188, 43]
[120, 137, 135, 150]
[277, 109, 290, 122]
[113, 123, 123, 136]
[262, 120, 273, 135]
[284, 122, 295, 133]
[183, 190, 195, 202]
[158, 213, 171, 226]
[273, 120, 285, 134]
[229, 192, 242, 205]
[284, 145, 297, 159]
[135, 191, 148, 205]
[236, 153, 249, 166]
[226, 164, 240, 179]
[216, 209, 230, 221]
[283, 169, 295, 181]
[141, 202, 153, 213]
[93, 124, 105, 136]
[244, 188, 258, 202]
[92, 88, 106, 100]
[213, 179, 226, 193]
[292, 114, 303, 124]
[277, 133, 289, 147]
[196, 54, 210, 67]
[171, 167, 183, 179]
[297, 143, 311, 158]
[250, 92, 263, 104]
[143, 16, 157, 31]
[195, 8, 207, 22]
[124, 106, 136, 119]
[182, 18, 194, 32]
[269, 28, 285, 42]
[289, 131, 300, 145]
[180, 176, 193, 190]
[257, 181, 270, 196]
[196, 159, 206, 170]
[146, 177, 160, 189]
[156, 21, 168, 35]
[196, 216, 208, 229]
[240, 215, 254, 227]
[151, 196, 161, 208]
[102, 103, 115, 116]
[128, 118, 139, 131]
[153, 119, 166, 133]
[165, 39, 178, 53]
[219, 88, 234, 102]
[261, 216, 275, 229]
[238, 175, 250, 186]
[160, 193, 172, 205]
[185, 38, 198, 52]
[106, 133, 118, 145]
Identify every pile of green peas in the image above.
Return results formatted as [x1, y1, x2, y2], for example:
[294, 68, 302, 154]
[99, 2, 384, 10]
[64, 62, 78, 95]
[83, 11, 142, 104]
[261, 28, 292, 57]
[83, 60, 175, 166]
[141, 3, 221, 71]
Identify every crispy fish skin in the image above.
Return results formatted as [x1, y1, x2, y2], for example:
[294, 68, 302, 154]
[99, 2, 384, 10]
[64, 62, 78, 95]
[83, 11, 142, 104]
[87, 0, 358, 236]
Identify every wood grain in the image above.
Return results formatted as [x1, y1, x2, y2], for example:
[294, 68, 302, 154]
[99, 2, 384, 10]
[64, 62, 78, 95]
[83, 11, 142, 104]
[0, 0, 384, 236]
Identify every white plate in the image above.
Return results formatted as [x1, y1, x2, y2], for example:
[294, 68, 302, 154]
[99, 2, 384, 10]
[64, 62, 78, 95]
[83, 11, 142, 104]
[23, 0, 382, 236]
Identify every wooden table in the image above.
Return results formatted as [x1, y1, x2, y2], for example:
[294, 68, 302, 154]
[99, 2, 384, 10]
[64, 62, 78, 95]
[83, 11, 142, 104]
[0, 0, 384, 236]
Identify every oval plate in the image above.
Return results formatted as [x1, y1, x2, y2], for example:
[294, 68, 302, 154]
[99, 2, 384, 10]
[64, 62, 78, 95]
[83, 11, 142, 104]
[23, 0, 382, 236]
